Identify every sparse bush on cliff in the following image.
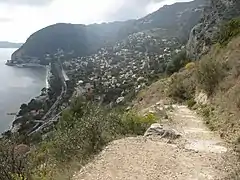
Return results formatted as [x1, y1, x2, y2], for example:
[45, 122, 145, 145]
[185, 62, 195, 70]
[166, 50, 189, 75]
[167, 67, 196, 101]
[186, 98, 196, 108]
[0, 140, 30, 180]
[217, 18, 240, 45]
[122, 111, 157, 135]
[195, 57, 225, 96]
[29, 97, 155, 179]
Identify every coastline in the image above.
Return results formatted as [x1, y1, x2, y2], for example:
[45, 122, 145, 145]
[9, 65, 51, 134]
[5, 61, 46, 68]
[46, 65, 52, 89]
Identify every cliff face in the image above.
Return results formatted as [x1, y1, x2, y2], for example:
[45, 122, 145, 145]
[187, 0, 240, 60]
[12, 0, 205, 62]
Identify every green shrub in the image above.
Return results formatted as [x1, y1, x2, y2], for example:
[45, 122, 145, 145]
[30, 98, 155, 179]
[198, 105, 217, 130]
[218, 18, 240, 45]
[0, 139, 30, 180]
[166, 50, 189, 75]
[167, 69, 196, 101]
[41, 103, 123, 164]
[196, 57, 225, 96]
[187, 99, 196, 108]
[200, 106, 211, 118]
[122, 112, 157, 135]
[185, 62, 195, 70]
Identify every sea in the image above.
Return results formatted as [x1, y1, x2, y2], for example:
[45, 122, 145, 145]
[0, 48, 46, 133]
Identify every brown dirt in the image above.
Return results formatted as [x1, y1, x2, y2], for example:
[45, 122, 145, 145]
[73, 103, 238, 180]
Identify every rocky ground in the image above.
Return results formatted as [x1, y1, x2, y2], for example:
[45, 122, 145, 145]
[73, 102, 238, 180]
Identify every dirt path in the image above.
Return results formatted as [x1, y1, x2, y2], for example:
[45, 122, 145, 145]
[73, 104, 236, 180]
[169, 105, 228, 154]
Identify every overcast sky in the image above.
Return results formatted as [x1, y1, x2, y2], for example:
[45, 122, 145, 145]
[0, 0, 190, 42]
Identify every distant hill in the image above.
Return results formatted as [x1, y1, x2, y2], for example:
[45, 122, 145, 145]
[11, 0, 205, 62]
[0, 41, 22, 48]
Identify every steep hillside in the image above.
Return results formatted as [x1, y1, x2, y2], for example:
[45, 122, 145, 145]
[187, 0, 240, 59]
[73, 104, 236, 180]
[197, 36, 240, 146]
[138, 0, 205, 40]
[164, 34, 240, 149]
[11, 22, 134, 62]
[12, 0, 205, 62]
[1, 1, 240, 179]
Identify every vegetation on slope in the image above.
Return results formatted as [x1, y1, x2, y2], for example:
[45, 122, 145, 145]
[167, 18, 240, 149]
[217, 18, 240, 45]
[0, 98, 156, 180]
[1, 13, 240, 180]
[134, 21, 240, 178]
[138, 17, 240, 153]
[165, 50, 189, 75]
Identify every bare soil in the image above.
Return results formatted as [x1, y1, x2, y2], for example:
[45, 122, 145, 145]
[73, 103, 238, 180]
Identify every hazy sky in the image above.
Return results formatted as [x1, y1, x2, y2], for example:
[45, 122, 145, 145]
[0, 0, 190, 42]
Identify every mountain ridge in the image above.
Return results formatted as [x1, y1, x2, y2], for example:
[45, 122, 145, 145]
[1, 0, 240, 179]
[11, 0, 205, 63]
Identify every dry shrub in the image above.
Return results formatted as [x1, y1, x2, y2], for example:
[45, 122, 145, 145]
[195, 57, 226, 96]
[30, 99, 155, 179]
[167, 68, 196, 101]
[213, 82, 240, 143]
[218, 18, 240, 45]
[197, 36, 240, 147]
[0, 140, 30, 180]
[134, 79, 170, 110]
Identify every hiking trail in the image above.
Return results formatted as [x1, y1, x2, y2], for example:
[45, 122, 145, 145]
[73, 102, 236, 180]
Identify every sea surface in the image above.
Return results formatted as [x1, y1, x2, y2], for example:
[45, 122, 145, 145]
[0, 48, 46, 133]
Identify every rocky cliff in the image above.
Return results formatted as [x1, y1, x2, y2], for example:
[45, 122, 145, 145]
[187, 0, 240, 60]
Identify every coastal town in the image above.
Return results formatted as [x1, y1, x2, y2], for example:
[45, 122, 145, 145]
[1, 0, 240, 179]
[3, 28, 185, 138]
[5, 57, 45, 68]
[65, 29, 183, 104]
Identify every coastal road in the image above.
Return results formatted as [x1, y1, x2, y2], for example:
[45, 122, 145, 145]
[28, 61, 68, 136]
[28, 111, 63, 136]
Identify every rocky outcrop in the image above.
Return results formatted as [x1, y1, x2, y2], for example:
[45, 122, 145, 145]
[187, 0, 240, 60]
[144, 123, 181, 139]
[195, 91, 209, 105]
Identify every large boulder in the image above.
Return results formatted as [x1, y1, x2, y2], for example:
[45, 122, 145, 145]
[144, 123, 181, 139]
[195, 91, 209, 105]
